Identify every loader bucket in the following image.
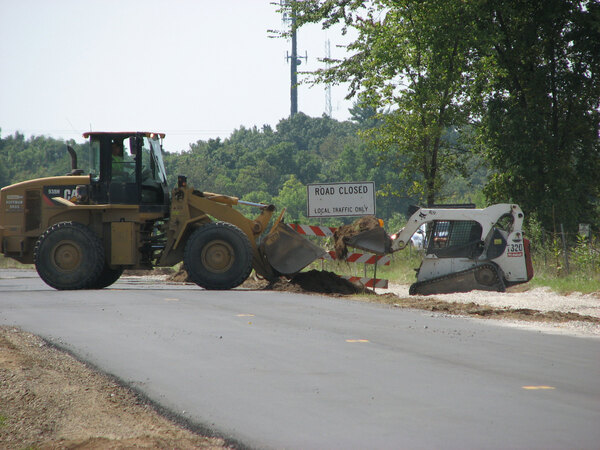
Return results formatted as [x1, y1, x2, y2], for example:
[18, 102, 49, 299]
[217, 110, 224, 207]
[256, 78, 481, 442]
[345, 227, 392, 255]
[262, 223, 327, 275]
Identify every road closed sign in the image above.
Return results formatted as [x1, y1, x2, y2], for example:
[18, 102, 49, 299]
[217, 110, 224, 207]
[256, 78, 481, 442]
[307, 182, 376, 218]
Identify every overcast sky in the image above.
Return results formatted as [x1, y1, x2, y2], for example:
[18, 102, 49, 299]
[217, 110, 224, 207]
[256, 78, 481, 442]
[0, 0, 354, 152]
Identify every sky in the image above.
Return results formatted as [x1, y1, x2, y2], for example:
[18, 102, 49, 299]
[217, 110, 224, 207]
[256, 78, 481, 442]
[0, 0, 355, 153]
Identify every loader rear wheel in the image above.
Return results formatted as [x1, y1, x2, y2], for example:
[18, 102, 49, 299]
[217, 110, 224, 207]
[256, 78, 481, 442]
[34, 222, 105, 290]
[184, 222, 253, 290]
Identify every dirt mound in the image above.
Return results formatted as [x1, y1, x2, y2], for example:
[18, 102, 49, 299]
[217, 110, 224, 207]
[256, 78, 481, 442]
[124, 268, 174, 276]
[267, 270, 373, 296]
[168, 269, 373, 296]
[333, 215, 381, 260]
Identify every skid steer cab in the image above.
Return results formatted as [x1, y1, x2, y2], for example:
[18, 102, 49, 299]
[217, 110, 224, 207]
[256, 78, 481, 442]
[347, 204, 534, 295]
[0, 131, 324, 290]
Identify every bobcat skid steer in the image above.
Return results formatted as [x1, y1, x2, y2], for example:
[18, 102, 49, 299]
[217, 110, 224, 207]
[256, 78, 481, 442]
[347, 204, 534, 295]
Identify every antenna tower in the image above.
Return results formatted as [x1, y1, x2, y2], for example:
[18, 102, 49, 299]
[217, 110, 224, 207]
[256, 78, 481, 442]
[280, 0, 307, 116]
[325, 39, 332, 117]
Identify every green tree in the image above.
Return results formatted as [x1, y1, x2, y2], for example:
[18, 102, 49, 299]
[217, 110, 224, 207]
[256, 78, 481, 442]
[348, 100, 379, 129]
[292, 0, 478, 205]
[476, 0, 600, 230]
[273, 175, 307, 221]
[0, 130, 8, 187]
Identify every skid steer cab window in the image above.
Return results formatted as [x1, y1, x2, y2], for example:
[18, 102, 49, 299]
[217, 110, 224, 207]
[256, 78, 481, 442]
[426, 220, 483, 259]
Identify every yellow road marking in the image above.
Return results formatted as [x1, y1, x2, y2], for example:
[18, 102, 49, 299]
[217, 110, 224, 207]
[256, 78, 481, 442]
[522, 386, 556, 390]
[237, 314, 255, 317]
[164, 298, 180, 302]
[346, 339, 369, 343]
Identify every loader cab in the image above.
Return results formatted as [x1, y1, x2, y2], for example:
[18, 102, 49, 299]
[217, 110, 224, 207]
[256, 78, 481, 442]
[84, 132, 169, 211]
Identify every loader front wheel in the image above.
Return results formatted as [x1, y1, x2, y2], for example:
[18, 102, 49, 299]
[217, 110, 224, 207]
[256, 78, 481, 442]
[90, 264, 124, 289]
[34, 222, 105, 290]
[184, 222, 253, 290]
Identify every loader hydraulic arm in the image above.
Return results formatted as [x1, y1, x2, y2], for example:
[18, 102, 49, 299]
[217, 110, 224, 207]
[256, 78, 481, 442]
[159, 185, 277, 277]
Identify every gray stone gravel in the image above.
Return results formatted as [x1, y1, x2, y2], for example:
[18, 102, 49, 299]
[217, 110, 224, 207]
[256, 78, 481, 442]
[382, 284, 600, 338]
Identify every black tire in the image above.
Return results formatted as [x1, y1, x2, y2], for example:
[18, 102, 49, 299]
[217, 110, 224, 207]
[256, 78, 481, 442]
[474, 264, 498, 286]
[408, 283, 418, 295]
[183, 222, 253, 290]
[90, 264, 124, 289]
[34, 222, 105, 290]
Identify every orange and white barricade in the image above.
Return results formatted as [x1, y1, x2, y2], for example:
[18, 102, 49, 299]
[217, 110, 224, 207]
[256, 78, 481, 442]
[288, 223, 389, 289]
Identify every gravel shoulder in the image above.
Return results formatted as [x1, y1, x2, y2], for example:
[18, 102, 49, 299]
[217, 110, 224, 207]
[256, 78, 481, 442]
[379, 283, 600, 338]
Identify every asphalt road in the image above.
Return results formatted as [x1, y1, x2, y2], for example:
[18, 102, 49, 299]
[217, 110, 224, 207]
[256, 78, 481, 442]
[1, 269, 599, 449]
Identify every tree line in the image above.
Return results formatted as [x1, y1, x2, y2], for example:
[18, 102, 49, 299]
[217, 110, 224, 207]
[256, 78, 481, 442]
[0, 109, 483, 232]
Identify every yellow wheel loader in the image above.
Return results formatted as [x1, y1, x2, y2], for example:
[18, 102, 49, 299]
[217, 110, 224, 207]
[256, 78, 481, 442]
[0, 132, 324, 290]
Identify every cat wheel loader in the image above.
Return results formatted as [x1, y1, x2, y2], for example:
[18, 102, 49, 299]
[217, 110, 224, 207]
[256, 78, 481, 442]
[347, 204, 534, 295]
[0, 131, 324, 290]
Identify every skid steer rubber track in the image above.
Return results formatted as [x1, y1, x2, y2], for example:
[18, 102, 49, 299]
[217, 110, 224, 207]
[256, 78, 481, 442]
[409, 263, 505, 296]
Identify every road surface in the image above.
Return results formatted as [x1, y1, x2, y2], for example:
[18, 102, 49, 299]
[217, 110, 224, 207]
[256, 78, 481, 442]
[1, 269, 599, 449]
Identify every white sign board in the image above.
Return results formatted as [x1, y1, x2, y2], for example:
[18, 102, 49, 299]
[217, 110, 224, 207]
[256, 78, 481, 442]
[307, 182, 376, 218]
[579, 223, 590, 238]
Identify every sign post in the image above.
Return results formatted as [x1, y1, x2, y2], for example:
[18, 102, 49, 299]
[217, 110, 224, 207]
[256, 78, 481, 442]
[306, 181, 376, 218]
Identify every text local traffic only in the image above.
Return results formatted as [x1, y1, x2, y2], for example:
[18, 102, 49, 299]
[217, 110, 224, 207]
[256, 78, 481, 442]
[307, 182, 376, 218]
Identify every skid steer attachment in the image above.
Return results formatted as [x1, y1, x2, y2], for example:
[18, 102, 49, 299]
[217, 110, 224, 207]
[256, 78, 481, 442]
[262, 223, 327, 275]
[345, 227, 392, 255]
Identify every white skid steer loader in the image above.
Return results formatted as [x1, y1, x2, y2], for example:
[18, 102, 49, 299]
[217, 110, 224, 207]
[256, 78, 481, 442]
[347, 204, 534, 295]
